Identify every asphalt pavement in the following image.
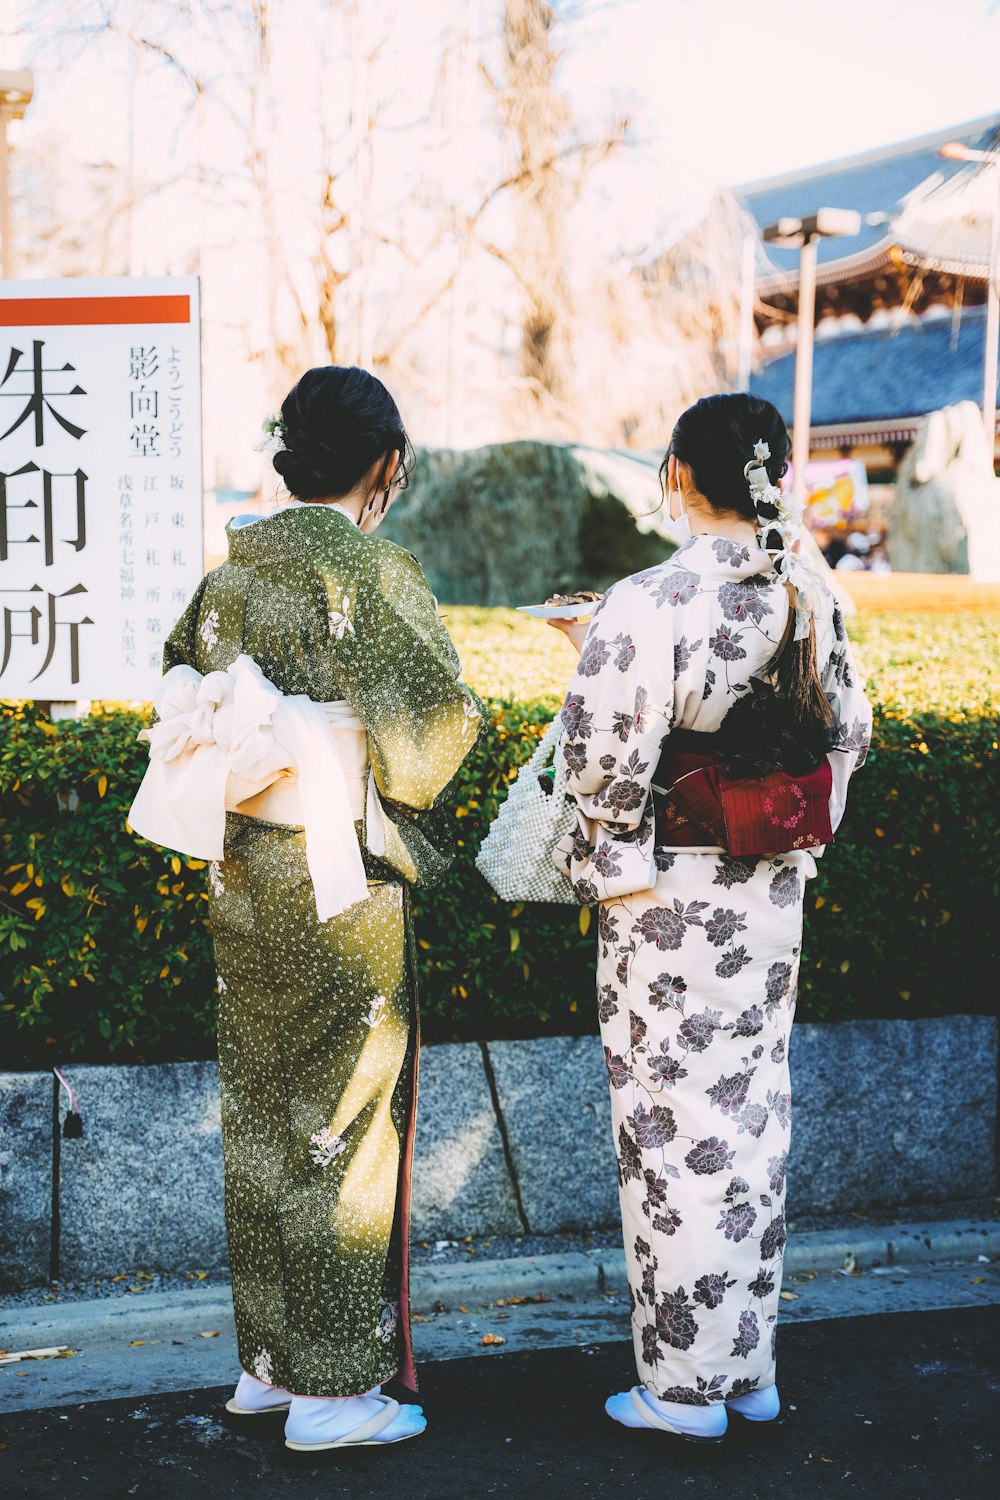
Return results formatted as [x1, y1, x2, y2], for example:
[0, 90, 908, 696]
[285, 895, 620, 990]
[1, 1304, 997, 1500]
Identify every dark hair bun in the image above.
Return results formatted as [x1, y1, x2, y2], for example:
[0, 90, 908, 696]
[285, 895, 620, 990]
[663, 393, 791, 519]
[270, 365, 412, 501]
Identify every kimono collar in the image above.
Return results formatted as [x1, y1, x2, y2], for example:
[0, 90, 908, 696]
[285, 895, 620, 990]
[671, 531, 777, 582]
[226, 499, 361, 566]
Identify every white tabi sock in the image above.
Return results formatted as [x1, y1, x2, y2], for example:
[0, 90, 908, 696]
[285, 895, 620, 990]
[232, 1370, 291, 1411]
[726, 1383, 781, 1421]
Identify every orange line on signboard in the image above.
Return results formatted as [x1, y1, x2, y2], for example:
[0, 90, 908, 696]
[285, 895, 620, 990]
[0, 295, 191, 327]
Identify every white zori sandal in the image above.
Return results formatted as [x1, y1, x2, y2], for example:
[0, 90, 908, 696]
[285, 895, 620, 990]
[284, 1392, 426, 1451]
[605, 1386, 728, 1443]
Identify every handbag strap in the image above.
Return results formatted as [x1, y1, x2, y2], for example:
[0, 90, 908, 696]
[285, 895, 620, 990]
[524, 712, 563, 779]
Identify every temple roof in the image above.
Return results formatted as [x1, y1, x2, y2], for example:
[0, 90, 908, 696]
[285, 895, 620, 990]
[737, 113, 1000, 287]
[748, 304, 999, 443]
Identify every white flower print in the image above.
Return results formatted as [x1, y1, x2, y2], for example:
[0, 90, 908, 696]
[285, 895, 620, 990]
[216, 973, 227, 995]
[199, 608, 220, 650]
[328, 596, 355, 640]
[208, 860, 225, 897]
[309, 1124, 348, 1168]
[363, 993, 387, 1029]
[253, 1348, 273, 1383]
[374, 1299, 399, 1344]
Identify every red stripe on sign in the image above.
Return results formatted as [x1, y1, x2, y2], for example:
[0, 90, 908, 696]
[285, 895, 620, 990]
[0, 295, 191, 327]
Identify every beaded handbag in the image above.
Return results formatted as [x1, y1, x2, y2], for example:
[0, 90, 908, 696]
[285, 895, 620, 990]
[475, 713, 579, 904]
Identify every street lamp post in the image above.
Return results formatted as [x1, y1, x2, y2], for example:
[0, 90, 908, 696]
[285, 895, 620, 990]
[939, 141, 1000, 460]
[0, 68, 34, 279]
[762, 208, 861, 504]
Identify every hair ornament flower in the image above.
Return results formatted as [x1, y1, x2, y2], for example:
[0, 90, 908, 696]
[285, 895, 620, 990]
[745, 436, 817, 641]
[253, 411, 288, 459]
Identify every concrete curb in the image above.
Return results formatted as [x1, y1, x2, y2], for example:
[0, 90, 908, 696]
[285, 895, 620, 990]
[3, 1218, 997, 1348]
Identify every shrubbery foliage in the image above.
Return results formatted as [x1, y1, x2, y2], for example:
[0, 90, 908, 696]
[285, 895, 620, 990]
[1, 609, 997, 1063]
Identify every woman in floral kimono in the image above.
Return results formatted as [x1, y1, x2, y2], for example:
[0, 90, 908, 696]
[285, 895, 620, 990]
[130, 367, 486, 1451]
[550, 393, 871, 1443]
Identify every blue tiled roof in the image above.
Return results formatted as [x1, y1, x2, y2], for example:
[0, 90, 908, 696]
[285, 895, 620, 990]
[737, 114, 1000, 274]
[749, 305, 998, 428]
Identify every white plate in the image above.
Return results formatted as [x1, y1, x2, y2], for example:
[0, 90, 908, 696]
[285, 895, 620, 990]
[516, 602, 601, 620]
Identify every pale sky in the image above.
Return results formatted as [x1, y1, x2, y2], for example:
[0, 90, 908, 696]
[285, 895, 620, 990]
[5, 0, 998, 200]
[563, 0, 1000, 251]
[2, 0, 997, 472]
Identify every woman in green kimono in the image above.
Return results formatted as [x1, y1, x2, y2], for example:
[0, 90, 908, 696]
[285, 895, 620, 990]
[131, 367, 486, 1451]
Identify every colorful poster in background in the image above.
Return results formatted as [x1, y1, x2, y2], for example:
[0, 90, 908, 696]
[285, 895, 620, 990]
[0, 277, 203, 700]
[785, 458, 870, 530]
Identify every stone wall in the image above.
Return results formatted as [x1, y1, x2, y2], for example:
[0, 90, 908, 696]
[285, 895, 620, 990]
[1, 1016, 996, 1291]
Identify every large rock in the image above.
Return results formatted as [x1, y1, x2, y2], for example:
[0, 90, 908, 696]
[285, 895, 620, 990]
[889, 402, 1000, 579]
[0, 1071, 52, 1290]
[411, 1043, 522, 1239]
[382, 442, 673, 605]
[787, 1015, 997, 1213]
[486, 1036, 618, 1233]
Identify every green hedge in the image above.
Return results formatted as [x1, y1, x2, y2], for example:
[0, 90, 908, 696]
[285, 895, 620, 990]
[1, 608, 998, 1064]
[1, 706, 997, 1067]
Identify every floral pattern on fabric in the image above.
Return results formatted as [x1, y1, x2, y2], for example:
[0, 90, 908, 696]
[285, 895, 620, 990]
[553, 532, 872, 1405]
[599, 848, 811, 1400]
[553, 533, 872, 904]
[160, 503, 488, 1399]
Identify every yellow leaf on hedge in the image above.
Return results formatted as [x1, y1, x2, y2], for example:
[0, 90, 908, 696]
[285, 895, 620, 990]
[60, 877, 74, 897]
[9, 881, 29, 896]
[814, 895, 825, 909]
[578, 907, 591, 936]
[170, 857, 181, 875]
[899, 991, 911, 1001]
[136, 916, 148, 934]
[97, 776, 107, 797]
[510, 929, 520, 953]
[839, 959, 850, 973]
[511, 903, 525, 918]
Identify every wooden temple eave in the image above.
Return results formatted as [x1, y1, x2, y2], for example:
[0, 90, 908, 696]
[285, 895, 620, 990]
[755, 254, 989, 331]
[808, 409, 1000, 451]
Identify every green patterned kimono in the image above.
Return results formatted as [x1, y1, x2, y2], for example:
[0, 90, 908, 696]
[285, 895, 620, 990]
[161, 504, 486, 1397]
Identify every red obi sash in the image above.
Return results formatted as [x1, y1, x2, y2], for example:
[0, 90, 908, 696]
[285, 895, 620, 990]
[653, 751, 833, 855]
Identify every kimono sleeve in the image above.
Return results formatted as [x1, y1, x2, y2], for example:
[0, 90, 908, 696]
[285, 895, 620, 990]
[559, 576, 675, 830]
[329, 541, 487, 811]
[142, 577, 209, 732]
[162, 577, 209, 673]
[816, 597, 873, 836]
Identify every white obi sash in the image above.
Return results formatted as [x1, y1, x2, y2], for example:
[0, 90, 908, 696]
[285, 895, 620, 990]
[128, 654, 383, 922]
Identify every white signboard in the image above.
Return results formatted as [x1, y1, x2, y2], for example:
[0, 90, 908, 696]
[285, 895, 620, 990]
[0, 276, 203, 700]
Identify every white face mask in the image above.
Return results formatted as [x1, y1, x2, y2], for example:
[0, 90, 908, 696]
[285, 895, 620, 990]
[662, 486, 692, 547]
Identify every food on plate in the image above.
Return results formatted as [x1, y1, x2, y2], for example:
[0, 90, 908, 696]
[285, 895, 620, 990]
[544, 590, 603, 606]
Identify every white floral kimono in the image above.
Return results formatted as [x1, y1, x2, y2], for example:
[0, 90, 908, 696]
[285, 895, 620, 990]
[555, 532, 871, 1406]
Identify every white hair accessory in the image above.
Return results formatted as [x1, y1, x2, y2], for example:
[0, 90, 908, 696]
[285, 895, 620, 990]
[745, 436, 817, 641]
[253, 411, 288, 460]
